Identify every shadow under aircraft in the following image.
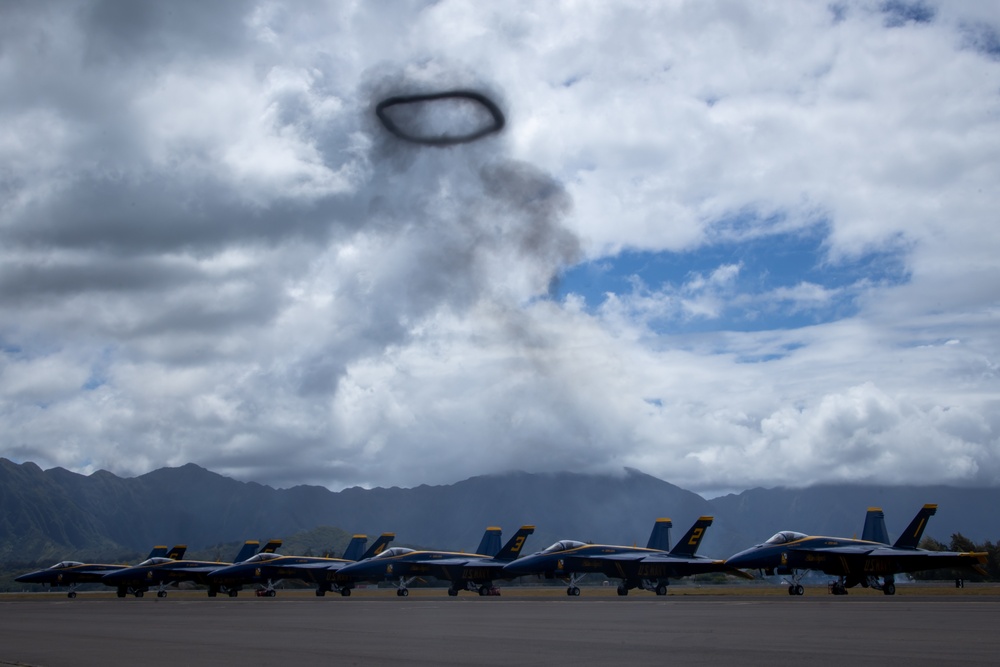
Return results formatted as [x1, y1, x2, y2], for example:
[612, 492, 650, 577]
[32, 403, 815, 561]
[206, 533, 394, 597]
[336, 525, 535, 596]
[14, 545, 185, 598]
[502, 516, 749, 596]
[101, 539, 279, 598]
[725, 504, 988, 596]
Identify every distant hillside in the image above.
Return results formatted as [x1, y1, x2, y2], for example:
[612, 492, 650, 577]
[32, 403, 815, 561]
[2, 458, 999, 567]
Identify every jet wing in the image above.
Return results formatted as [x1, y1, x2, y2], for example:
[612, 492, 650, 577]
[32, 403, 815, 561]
[405, 557, 479, 581]
[634, 554, 755, 579]
[286, 561, 348, 570]
[562, 553, 753, 580]
[802, 545, 880, 556]
[865, 548, 989, 575]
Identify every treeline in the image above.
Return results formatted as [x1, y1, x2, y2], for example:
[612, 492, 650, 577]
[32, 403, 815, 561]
[915, 534, 1000, 581]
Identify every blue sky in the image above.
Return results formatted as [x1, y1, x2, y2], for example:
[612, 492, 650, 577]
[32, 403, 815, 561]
[558, 223, 911, 334]
[1, 1, 998, 496]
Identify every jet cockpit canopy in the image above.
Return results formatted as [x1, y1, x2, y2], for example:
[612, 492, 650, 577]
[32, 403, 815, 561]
[136, 557, 174, 567]
[764, 531, 808, 545]
[371, 547, 414, 559]
[49, 561, 84, 569]
[242, 552, 282, 564]
[541, 540, 586, 554]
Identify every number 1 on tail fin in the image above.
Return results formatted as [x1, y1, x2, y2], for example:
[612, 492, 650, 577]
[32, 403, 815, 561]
[894, 504, 937, 549]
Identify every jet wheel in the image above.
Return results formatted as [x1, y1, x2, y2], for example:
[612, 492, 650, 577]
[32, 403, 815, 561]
[135, 591, 144, 598]
[794, 585, 804, 596]
[567, 586, 581, 596]
[655, 584, 668, 596]
[616, 585, 629, 596]
[340, 588, 351, 597]
[68, 591, 77, 599]
[883, 582, 896, 596]
[447, 588, 458, 597]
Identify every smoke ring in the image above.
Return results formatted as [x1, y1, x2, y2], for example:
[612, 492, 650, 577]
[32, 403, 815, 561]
[375, 90, 506, 146]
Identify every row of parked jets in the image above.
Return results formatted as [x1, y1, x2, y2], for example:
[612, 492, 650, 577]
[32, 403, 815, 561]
[16, 503, 987, 599]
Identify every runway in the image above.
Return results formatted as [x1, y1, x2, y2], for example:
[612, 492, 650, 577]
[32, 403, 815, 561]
[2, 591, 998, 666]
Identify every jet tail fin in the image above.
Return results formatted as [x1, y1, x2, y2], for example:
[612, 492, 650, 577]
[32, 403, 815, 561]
[894, 504, 938, 549]
[259, 539, 282, 554]
[167, 545, 187, 560]
[862, 507, 890, 544]
[668, 517, 713, 557]
[232, 540, 260, 564]
[146, 545, 169, 559]
[475, 527, 503, 557]
[360, 533, 394, 560]
[646, 518, 673, 551]
[493, 526, 535, 562]
[342, 535, 368, 561]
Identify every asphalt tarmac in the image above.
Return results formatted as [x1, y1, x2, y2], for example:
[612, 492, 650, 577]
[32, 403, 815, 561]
[2, 591, 998, 666]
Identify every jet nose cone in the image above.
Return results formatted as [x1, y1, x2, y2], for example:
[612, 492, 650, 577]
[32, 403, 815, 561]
[337, 562, 365, 576]
[725, 548, 762, 569]
[503, 555, 539, 575]
[101, 571, 125, 584]
[15, 572, 41, 583]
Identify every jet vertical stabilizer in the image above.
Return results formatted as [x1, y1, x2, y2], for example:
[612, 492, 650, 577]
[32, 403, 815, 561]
[646, 518, 673, 551]
[259, 540, 282, 554]
[342, 535, 369, 561]
[893, 504, 937, 549]
[232, 541, 260, 564]
[862, 508, 890, 544]
[668, 517, 713, 557]
[493, 526, 535, 561]
[360, 533, 394, 559]
[476, 527, 503, 557]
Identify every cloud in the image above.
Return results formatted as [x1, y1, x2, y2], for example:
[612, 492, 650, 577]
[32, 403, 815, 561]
[1, 1, 999, 495]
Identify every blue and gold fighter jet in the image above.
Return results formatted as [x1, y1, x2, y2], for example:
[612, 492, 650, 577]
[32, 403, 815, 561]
[725, 504, 988, 596]
[101, 539, 277, 598]
[503, 516, 748, 596]
[206, 533, 394, 597]
[336, 525, 535, 596]
[15, 545, 184, 598]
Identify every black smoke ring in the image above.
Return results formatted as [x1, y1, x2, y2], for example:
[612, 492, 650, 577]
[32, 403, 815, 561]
[375, 90, 505, 146]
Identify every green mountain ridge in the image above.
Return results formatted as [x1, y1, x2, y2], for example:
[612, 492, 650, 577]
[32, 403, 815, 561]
[3, 458, 999, 571]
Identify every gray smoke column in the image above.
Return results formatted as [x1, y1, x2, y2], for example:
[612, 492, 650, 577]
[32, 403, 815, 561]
[318, 64, 582, 363]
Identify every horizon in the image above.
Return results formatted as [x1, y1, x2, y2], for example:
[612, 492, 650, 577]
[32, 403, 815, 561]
[6, 457, 999, 502]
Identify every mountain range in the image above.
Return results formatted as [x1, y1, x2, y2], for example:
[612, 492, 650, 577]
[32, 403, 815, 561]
[3, 457, 998, 566]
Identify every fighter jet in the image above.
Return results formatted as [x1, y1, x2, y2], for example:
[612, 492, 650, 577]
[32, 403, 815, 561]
[101, 539, 277, 598]
[206, 533, 395, 597]
[725, 504, 988, 596]
[502, 516, 748, 596]
[14, 545, 184, 598]
[336, 525, 535, 597]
